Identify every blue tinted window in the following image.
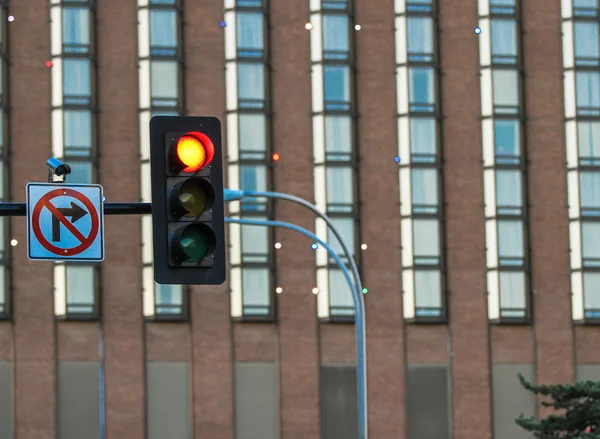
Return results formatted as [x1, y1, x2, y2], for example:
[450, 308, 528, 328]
[62, 8, 89, 53]
[323, 15, 349, 60]
[409, 67, 434, 112]
[155, 284, 183, 314]
[240, 165, 267, 211]
[497, 220, 524, 265]
[578, 122, 600, 163]
[64, 110, 92, 154]
[410, 118, 436, 161]
[237, 13, 263, 57]
[150, 61, 178, 106]
[494, 120, 520, 162]
[238, 63, 265, 108]
[324, 65, 350, 110]
[239, 114, 267, 158]
[63, 59, 91, 104]
[491, 20, 517, 63]
[496, 170, 522, 215]
[407, 17, 433, 62]
[324, 116, 352, 160]
[68, 162, 93, 184]
[242, 268, 270, 315]
[576, 71, 600, 115]
[150, 10, 177, 55]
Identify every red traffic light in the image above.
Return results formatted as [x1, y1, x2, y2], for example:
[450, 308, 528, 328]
[175, 132, 215, 173]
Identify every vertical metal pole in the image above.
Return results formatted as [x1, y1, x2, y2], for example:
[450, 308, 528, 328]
[99, 324, 105, 439]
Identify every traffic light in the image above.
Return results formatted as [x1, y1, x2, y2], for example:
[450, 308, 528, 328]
[149, 116, 226, 285]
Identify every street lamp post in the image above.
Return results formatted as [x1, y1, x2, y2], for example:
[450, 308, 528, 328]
[224, 189, 368, 439]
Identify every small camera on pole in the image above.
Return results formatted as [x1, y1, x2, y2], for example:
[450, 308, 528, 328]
[46, 158, 71, 184]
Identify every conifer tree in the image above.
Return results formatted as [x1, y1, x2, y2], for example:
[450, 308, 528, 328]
[515, 373, 600, 438]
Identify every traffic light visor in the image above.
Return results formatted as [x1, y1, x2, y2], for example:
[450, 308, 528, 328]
[175, 132, 215, 173]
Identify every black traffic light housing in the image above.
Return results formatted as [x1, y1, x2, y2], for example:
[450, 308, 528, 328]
[149, 116, 226, 285]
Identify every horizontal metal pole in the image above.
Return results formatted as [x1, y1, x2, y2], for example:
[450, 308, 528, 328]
[0, 202, 152, 217]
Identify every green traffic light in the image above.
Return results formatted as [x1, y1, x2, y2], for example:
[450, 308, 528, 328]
[171, 223, 217, 264]
[180, 226, 212, 263]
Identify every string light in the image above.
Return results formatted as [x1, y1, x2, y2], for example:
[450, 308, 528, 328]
[272, 153, 280, 161]
[355, 24, 361, 31]
[394, 156, 400, 163]
[10, 239, 17, 247]
[275, 242, 282, 249]
[305, 23, 313, 30]
[311, 243, 318, 250]
[8, 16, 14, 22]
[361, 244, 367, 250]
[45, 61, 53, 68]
[474, 27, 482, 34]
[276, 287, 283, 294]
[220, 21, 227, 27]
[362, 288, 368, 294]
[312, 287, 319, 295]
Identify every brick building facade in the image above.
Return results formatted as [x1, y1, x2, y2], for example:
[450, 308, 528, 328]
[0, 0, 598, 438]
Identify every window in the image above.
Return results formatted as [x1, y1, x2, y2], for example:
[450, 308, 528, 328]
[241, 221, 269, 263]
[312, 0, 359, 321]
[324, 65, 351, 110]
[583, 272, 600, 317]
[410, 118, 437, 162]
[480, 0, 529, 322]
[492, 70, 519, 113]
[139, 0, 187, 320]
[327, 217, 355, 263]
[238, 63, 265, 109]
[237, 13, 264, 57]
[414, 271, 442, 316]
[150, 61, 179, 107]
[408, 67, 435, 112]
[576, 71, 600, 116]
[52, 1, 98, 320]
[496, 170, 522, 214]
[397, 0, 445, 322]
[226, 0, 274, 320]
[63, 59, 91, 104]
[574, 22, 599, 66]
[490, 20, 517, 63]
[413, 219, 440, 265]
[578, 121, 600, 163]
[582, 222, 600, 266]
[150, 10, 177, 55]
[497, 221, 524, 266]
[329, 269, 354, 316]
[323, 15, 349, 59]
[242, 268, 270, 315]
[407, 17, 433, 62]
[411, 168, 438, 213]
[580, 172, 600, 215]
[64, 110, 92, 154]
[494, 119, 520, 163]
[324, 116, 352, 161]
[62, 8, 90, 53]
[65, 265, 95, 314]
